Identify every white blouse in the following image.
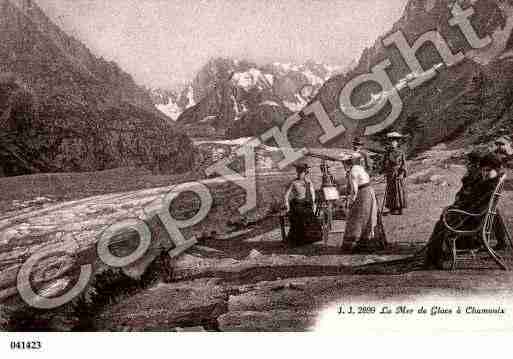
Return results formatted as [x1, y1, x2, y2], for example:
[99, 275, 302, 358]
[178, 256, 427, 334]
[350, 164, 370, 187]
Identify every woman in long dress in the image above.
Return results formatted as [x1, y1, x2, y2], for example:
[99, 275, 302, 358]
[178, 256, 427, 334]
[353, 152, 506, 273]
[284, 163, 318, 246]
[341, 152, 379, 253]
[383, 132, 408, 215]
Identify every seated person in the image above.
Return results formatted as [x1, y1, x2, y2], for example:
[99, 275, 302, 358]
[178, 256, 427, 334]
[424, 152, 506, 269]
[495, 136, 513, 169]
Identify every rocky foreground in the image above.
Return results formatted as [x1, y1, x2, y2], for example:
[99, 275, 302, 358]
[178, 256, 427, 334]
[1, 147, 513, 331]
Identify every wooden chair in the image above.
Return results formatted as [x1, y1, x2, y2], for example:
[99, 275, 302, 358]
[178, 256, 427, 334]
[442, 173, 512, 270]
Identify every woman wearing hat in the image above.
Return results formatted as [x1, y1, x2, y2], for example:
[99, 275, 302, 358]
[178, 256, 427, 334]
[423, 153, 507, 268]
[284, 162, 317, 246]
[494, 136, 513, 168]
[341, 152, 379, 252]
[354, 152, 508, 272]
[383, 132, 408, 215]
[352, 137, 372, 173]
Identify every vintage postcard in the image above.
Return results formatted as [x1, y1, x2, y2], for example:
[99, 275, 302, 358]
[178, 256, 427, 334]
[2, 0, 513, 346]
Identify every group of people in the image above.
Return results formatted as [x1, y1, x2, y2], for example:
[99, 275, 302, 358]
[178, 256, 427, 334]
[284, 131, 409, 252]
[283, 131, 513, 269]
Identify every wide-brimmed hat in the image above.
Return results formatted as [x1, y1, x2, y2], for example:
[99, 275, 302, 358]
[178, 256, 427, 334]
[466, 149, 484, 164]
[495, 136, 511, 145]
[293, 162, 310, 173]
[386, 131, 404, 139]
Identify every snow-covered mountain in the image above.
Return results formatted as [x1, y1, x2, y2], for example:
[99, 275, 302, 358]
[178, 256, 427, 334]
[153, 57, 350, 136]
[149, 88, 183, 120]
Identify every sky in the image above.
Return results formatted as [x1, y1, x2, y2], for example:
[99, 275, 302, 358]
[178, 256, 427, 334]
[35, 0, 409, 89]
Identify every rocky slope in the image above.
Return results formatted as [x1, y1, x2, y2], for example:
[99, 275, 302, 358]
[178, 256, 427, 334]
[0, 0, 196, 176]
[305, 0, 513, 152]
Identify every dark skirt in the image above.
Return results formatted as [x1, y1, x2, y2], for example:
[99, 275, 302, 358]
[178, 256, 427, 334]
[424, 210, 509, 268]
[286, 200, 322, 246]
[353, 212, 509, 274]
[424, 215, 476, 268]
[342, 184, 378, 251]
[385, 175, 407, 210]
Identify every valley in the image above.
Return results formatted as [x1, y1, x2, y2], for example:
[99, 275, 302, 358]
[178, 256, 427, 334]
[2, 0, 513, 333]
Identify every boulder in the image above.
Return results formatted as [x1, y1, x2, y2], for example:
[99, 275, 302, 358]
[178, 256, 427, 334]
[411, 167, 449, 185]
[94, 279, 228, 331]
[228, 286, 315, 312]
[246, 249, 263, 259]
[217, 310, 316, 331]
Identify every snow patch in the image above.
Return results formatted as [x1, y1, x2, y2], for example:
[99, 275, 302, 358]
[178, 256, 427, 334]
[231, 68, 273, 91]
[156, 101, 181, 120]
[186, 85, 195, 107]
[264, 74, 274, 86]
[259, 100, 281, 107]
[272, 62, 300, 73]
[230, 92, 249, 121]
[301, 69, 324, 86]
[200, 115, 217, 123]
[195, 137, 282, 156]
[323, 64, 344, 76]
[283, 94, 307, 112]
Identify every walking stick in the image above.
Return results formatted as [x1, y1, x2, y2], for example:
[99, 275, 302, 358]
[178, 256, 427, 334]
[504, 215, 513, 250]
[377, 185, 388, 248]
[380, 186, 387, 216]
[279, 213, 286, 242]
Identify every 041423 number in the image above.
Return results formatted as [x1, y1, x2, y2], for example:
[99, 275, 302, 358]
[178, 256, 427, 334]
[10, 341, 42, 350]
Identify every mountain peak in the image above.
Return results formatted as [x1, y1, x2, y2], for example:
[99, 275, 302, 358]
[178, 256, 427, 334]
[165, 57, 348, 137]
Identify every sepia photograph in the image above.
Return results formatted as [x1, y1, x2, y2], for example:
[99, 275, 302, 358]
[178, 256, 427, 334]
[2, 0, 513, 345]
